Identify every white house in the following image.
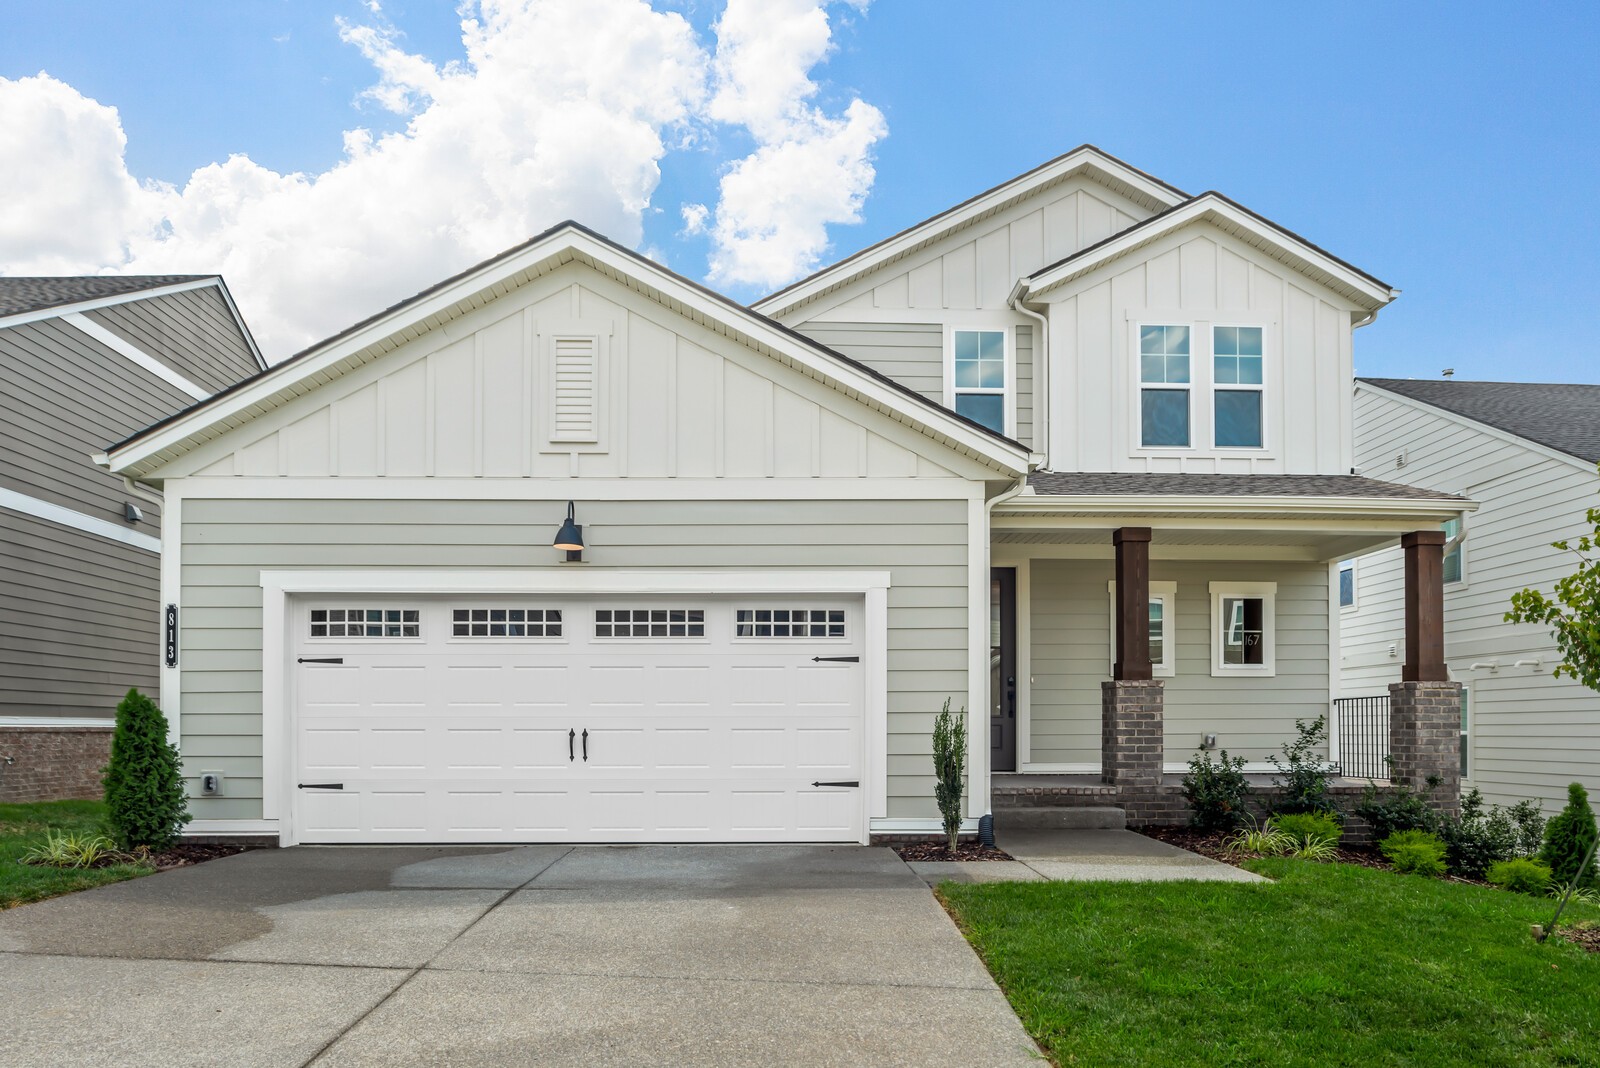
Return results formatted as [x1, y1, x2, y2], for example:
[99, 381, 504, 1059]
[1341, 378, 1600, 811]
[103, 147, 1469, 846]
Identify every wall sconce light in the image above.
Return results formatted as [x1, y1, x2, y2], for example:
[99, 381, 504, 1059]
[552, 501, 584, 562]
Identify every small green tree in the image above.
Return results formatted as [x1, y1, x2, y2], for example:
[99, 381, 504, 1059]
[932, 698, 967, 852]
[102, 689, 190, 850]
[1505, 474, 1600, 691]
[1541, 782, 1599, 889]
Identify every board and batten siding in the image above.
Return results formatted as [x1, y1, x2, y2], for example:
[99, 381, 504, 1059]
[0, 508, 160, 716]
[1030, 559, 1330, 766]
[176, 495, 972, 821]
[84, 285, 260, 395]
[1039, 224, 1358, 475]
[1342, 386, 1600, 810]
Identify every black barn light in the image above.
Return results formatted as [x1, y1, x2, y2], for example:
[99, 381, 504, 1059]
[553, 501, 584, 562]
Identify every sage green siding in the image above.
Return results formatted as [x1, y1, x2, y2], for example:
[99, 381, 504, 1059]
[1030, 559, 1330, 764]
[179, 495, 971, 821]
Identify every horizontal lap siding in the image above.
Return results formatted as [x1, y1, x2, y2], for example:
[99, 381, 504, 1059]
[791, 321, 943, 406]
[85, 287, 259, 394]
[0, 510, 159, 716]
[180, 496, 970, 821]
[1030, 559, 1329, 765]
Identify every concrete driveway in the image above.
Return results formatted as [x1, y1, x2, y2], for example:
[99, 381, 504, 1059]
[0, 845, 1039, 1067]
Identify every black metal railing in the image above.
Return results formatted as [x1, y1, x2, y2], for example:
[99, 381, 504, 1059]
[1334, 696, 1390, 780]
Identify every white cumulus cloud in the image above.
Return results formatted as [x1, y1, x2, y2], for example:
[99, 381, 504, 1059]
[0, 0, 883, 359]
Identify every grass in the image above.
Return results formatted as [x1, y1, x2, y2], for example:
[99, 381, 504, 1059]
[940, 859, 1600, 1067]
[0, 800, 150, 909]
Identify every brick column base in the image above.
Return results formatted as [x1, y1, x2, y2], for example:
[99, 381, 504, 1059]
[1102, 679, 1164, 787]
[1388, 681, 1462, 815]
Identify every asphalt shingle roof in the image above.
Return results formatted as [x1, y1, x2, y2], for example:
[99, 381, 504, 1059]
[0, 275, 208, 318]
[1026, 471, 1462, 500]
[1360, 379, 1600, 465]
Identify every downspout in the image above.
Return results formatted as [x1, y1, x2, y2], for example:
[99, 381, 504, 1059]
[1008, 280, 1049, 467]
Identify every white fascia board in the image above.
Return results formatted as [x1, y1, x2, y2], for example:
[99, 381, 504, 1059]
[1022, 196, 1397, 310]
[1356, 381, 1600, 477]
[0, 486, 161, 553]
[260, 569, 893, 596]
[62, 312, 210, 401]
[0, 278, 220, 331]
[751, 148, 1187, 319]
[211, 279, 269, 370]
[108, 228, 1028, 479]
[171, 476, 983, 501]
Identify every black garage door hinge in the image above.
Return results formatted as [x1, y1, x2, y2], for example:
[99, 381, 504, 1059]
[297, 657, 344, 664]
[297, 782, 345, 790]
[811, 780, 860, 788]
[811, 656, 859, 663]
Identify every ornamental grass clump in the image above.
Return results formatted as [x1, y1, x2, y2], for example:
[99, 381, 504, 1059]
[1272, 812, 1343, 860]
[1222, 816, 1292, 858]
[932, 698, 966, 853]
[21, 831, 125, 870]
[102, 689, 190, 851]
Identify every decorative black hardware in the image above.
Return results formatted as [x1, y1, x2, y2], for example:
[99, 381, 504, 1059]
[582, 729, 589, 762]
[811, 780, 860, 788]
[297, 782, 344, 790]
[164, 604, 178, 667]
[811, 656, 859, 663]
[569, 728, 576, 762]
[297, 657, 344, 664]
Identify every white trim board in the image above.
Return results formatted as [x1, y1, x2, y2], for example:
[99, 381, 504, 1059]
[0, 717, 115, 728]
[164, 477, 986, 502]
[0, 486, 161, 553]
[0, 277, 220, 331]
[62, 312, 210, 401]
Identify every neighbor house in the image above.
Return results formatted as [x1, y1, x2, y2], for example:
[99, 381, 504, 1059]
[0, 276, 264, 801]
[1340, 378, 1600, 812]
[102, 147, 1469, 845]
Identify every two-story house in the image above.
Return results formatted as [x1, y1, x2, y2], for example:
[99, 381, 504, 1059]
[1341, 379, 1600, 812]
[100, 147, 1468, 845]
[1, 276, 263, 801]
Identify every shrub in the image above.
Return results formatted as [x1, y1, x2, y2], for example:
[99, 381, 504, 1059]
[1541, 782, 1599, 888]
[1355, 779, 1439, 843]
[1380, 829, 1447, 877]
[1268, 715, 1340, 818]
[1508, 799, 1548, 857]
[1488, 858, 1553, 896]
[1181, 749, 1252, 832]
[932, 698, 966, 852]
[1439, 788, 1518, 879]
[1223, 817, 1292, 858]
[1273, 812, 1343, 848]
[21, 832, 124, 869]
[102, 688, 190, 850]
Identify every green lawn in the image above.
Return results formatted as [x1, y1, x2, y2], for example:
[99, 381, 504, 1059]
[0, 800, 150, 909]
[940, 860, 1600, 1067]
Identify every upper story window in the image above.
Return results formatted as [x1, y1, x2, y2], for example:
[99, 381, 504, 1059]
[1139, 325, 1191, 447]
[1338, 560, 1356, 609]
[949, 328, 1009, 435]
[1213, 326, 1264, 448]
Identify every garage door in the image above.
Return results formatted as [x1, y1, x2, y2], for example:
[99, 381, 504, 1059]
[291, 595, 864, 843]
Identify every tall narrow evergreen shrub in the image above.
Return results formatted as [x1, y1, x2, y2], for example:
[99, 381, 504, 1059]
[1541, 782, 1599, 888]
[102, 689, 190, 849]
[933, 699, 967, 852]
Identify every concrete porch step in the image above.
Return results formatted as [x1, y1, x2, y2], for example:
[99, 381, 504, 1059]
[993, 805, 1127, 831]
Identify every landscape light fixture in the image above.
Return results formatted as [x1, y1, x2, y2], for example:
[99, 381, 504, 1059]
[553, 501, 584, 562]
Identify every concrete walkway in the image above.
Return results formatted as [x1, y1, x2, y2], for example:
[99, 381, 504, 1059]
[908, 829, 1265, 886]
[0, 845, 1039, 1067]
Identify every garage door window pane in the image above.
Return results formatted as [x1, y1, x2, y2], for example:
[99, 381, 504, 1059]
[310, 607, 420, 638]
[596, 608, 705, 638]
[451, 607, 563, 638]
[736, 608, 847, 638]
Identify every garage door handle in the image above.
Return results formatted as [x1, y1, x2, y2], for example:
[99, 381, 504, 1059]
[297, 657, 344, 665]
[569, 728, 575, 762]
[582, 729, 589, 762]
[811, 780, 859, 788]
[811, 656, 859, 663]
[298, 782, 344, 790]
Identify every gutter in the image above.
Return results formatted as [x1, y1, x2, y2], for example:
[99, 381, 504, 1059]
[1008, 280, 1049, 461]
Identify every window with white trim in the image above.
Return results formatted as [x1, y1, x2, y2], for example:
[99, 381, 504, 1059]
[594, 608, 705, 638]
[1442, 516, 1465, 585]
[1107, 580, 1177, 678]
[452, 608, 562, 638]
[1212, 326, 1264, 448]
[310, 608, 420, 638]
[1338, 560, 1356, 609]
[950, 329, 1008, 435]
[1209, 581, 1276, 677]
[1139, 325, 1190, 447]
[735, 608, 846, 638]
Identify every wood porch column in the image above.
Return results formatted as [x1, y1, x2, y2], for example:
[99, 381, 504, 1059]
[1401, 530, 1448, 682]
[1112, 527, 1153, 681]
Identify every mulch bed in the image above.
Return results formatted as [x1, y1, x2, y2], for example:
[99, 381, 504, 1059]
[1554, 922, 1600, 953]
[146, 842, 256, 871]
[893, 841, 1013, 862]
[1139, 825, 1391, 873]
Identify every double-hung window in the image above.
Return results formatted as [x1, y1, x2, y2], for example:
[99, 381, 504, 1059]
[951, 329, 1008, 434]
[1212, 326, 1264, 448]
[1139, 325, 1191, 447]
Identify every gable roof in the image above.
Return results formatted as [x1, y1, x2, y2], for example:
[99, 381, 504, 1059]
[0, 275, 209, 318]
[1359, 378, 1600, 465]
[104, 222, 1030, 480]
[750, 144, 1188, 320]
[1020, 192, 1398, 312]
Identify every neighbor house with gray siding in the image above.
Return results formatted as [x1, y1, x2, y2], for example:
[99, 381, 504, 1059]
[103, 147, 1471, 845]
[1341, 379, 1600, 813]
[0, 276, 263, 800]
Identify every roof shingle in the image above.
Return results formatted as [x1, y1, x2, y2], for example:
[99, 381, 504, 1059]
[0, 275, 208, 318]
[1360, 379, 1600, 464]
[1027, 471, 1462, 500]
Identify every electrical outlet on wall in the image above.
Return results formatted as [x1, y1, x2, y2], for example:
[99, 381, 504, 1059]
[200, 772, 223, 796]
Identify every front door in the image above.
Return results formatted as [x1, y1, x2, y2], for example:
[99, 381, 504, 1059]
[989, 569, 1017, 772]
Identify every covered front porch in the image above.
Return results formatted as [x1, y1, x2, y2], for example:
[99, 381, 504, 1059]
[983, 472, 1472, 824]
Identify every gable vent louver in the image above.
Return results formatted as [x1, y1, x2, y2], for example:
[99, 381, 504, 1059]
[551, 335, 598, 442]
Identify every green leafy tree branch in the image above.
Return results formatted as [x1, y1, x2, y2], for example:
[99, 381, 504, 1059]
[1505, 479, 1600, 692]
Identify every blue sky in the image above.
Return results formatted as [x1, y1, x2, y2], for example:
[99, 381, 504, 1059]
[2, 1, 1596, 380]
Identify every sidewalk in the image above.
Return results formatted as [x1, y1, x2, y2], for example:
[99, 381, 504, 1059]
[906, 829, 1266, 885]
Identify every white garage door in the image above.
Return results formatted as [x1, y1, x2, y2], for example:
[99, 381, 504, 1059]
[290, 595, 864, 843]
